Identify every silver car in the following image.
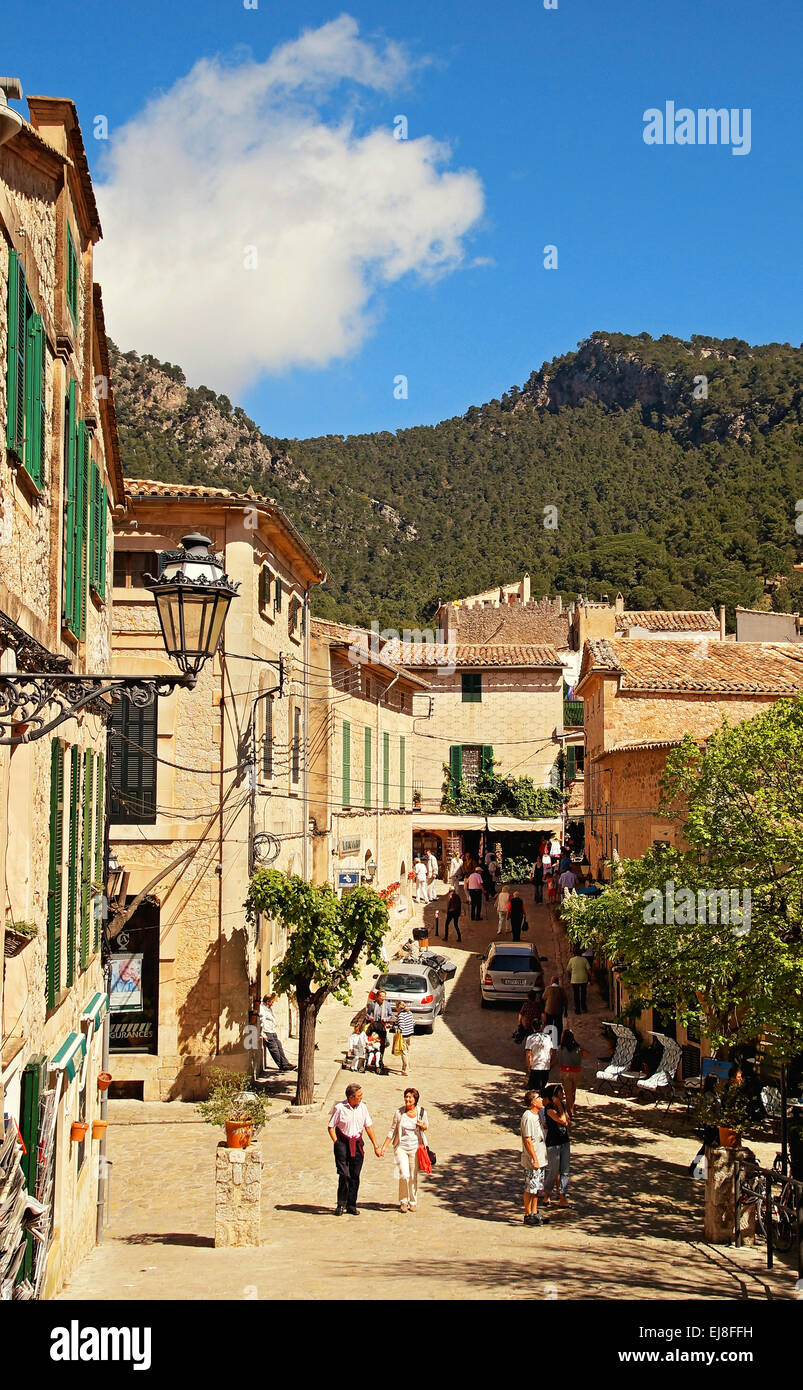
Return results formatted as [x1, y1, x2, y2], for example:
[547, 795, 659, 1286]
[369, 965, 446, 1032]
[480, 942, 542, 1006]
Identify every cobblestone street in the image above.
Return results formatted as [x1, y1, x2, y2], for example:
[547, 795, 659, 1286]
[58, 889, 793, 1302]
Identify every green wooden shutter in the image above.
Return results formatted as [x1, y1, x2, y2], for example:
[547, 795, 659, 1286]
[342, 720, 351, 807]
[94, 750, 104, 952]
[274, 575, 282, 612]
[566, 744, 577, 783]
[99, 483, 108, 599]
[66, 744, 81, 986]
[62, 380, 77, 628]
[67, 225, 78, 322]
[481, 745, 494, 774]
[399, 735, 406, 808]
[89, 460, 99, 588]
[80, 749, 94, 968]
[75, 421, 89, 639]
[449, 745, 462, 787]
[6, 249, 26, 455]
[383, 731, 390, 808]
[364, 727, 372, 808]
[46, 738, 65, 1010]
[17, 1054, 47, 1285]
[25, 312, 45, 487]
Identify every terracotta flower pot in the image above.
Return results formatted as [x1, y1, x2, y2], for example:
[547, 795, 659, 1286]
[97, 1072, 113, 1092]
[718, 1125, 740, 1148]
[70, 1121, 89, 1143]
[225, 1119, 253, 1149]
[91, 1120, 108, 1141]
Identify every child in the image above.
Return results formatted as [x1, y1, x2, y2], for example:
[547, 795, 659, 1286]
[364, 1027, 383, 1071]
[347, 1024, 367, 1071]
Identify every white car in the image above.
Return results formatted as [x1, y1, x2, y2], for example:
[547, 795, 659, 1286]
[480, 942, 542, 1006]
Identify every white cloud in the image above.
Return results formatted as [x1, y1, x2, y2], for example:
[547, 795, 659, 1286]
[94, 15, 485, 394]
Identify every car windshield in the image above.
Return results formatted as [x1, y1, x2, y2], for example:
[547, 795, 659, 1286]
[488, 955, 536, 973]
[380, 974, 425, 994]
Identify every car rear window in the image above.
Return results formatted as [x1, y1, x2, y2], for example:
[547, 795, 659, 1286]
[488, 955, 536, 973]
[380, 974, 425, 993]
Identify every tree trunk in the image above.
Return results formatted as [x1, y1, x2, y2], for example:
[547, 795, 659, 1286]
[294, 997, 319, 1106]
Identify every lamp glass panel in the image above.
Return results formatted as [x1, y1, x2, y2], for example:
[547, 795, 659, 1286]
[154, 590, 181, 656]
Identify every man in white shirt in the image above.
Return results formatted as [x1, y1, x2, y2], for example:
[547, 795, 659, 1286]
[413, 858, 429, 903]
[525, 1022, 556, 1094]
[425, 849, 439, 893]
[259, 993, 294, 1072]
[520, 1090, 549, 1227]
[327, 1083, 382, 1215]
[467, 867, 484, 920]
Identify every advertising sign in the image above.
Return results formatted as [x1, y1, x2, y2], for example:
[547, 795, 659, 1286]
[109, 953, 144, 1012]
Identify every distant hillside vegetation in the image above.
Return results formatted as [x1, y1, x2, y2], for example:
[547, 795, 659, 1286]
[109, 332, 803, 629]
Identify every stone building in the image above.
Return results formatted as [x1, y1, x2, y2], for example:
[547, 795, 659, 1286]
[108, 481, 325, 1100]
[308, 618, 425, 918]
[0, 92, 124, 1296]
[577, 637, 803, 869]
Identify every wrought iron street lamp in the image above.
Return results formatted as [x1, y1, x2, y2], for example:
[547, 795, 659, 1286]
[0, 533, 239, 745]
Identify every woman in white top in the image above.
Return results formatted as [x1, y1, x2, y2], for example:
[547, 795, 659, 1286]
[495, 884, 510, 935]
[380, 1087, 429, 1212]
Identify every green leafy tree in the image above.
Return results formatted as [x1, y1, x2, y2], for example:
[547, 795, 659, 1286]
[563, 698, 803, 1057]
[245, 870, 388, 1105]
[442, 761, 563, 818]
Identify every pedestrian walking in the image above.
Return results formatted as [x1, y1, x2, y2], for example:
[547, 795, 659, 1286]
[508, 891, 525, 942]
[393, 1001, 416, 1075]
[567, 950, 591, 1013]
[513, 989, 542, 1044]
[542, 1083, 571, 1207]
[380, 1087, 430, 1212]
[481, 861, 494, 902]
[413, 857, 429, 904]
[495, 883, 510, 935]
[347, 1023, 367, 1071]
[520, 1089, 550, 1227]
[327, 1083, 382, 1216]
[443, 888, 463, 942]
[542, 976, 568, 1034]
[365, 989, 394, 1073]
[426, 848, 439, 896]
[467, 867, 484, 920]
[448, 852, 462, 891]
[558, 864, 579, 897]
[531, 856, 544, 904]
[259, 994, 295, 1073]
[558, 1028, 590, 1118]
[525, 1019, 556, 1094]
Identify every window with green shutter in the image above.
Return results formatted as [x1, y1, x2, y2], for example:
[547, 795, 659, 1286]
[62, 380, 77, 629]
[461, 672, 482, 703]
[66, 744, 81, 987]
[88, 463, 108, 601]
[274, 575, 282, 613]
[449, 745, 462, 787]
[481, 745, 494, 774]
[80, 749, 94, 969]
[94, 750, 104, 953]
[6, 249, 46, 488]
[342, 720, 351, 807]
[399, 735, 406, 809]
[109, 698, 158, 823]
[66, 224, 78, 323]
[363, 727, 372, 807]
[99, 482, 108, 599]
[383, 731, 390, 808]
[262, 697, 273, 781]
[74, 420, 89, 639]
[46, 739, 65, 1011]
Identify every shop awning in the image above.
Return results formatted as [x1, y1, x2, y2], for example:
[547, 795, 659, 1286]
[413, 813, 560, 833]
[49, 1032, 87, 1083]
[80, 992, 109, 1036]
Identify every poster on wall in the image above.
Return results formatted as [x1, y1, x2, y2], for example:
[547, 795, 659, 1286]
[109, 954, 144, 1012]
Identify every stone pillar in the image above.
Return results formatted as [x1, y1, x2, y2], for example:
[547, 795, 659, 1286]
[214, 1143, 263, 1247]
[704, 1144, 756, 1245]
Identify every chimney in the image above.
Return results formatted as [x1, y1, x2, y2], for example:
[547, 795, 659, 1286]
[521, 574, 531, 605]
[719, 605, 726, 640]
[615, 592, 625, 616]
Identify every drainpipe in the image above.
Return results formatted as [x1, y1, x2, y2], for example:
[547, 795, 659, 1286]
[302, 583, 311, 881]
[95, 962, 111, 1244]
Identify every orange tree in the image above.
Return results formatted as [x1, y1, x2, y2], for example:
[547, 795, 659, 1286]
[245, 869, 388, 1105]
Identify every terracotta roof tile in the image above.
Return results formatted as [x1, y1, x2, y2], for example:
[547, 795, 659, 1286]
[453, 603, 570, 648]
[384, 641, 562, 669]
[616, 609, 719, 632]
[580, 638, 803, 694]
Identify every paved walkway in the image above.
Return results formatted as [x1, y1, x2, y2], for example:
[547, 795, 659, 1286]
[59, 884, 794, 1301]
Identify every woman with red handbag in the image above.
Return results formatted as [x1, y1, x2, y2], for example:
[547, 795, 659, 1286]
[380, 1088, 432, 1213]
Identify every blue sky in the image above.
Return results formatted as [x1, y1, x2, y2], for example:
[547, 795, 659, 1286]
[7, 0, 801, 439]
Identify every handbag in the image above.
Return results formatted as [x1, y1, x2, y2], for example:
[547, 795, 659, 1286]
[521, 917, 529, 933]
[392, 1030, 405, 1056]
[416, 1109, 436, 1171]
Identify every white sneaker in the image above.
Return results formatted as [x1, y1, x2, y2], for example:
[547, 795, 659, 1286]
[400, 1201, 409, 1212]
[408, 1201, 417, 1212]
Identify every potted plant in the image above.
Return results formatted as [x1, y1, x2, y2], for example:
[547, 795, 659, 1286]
[198, 1069, 271, 1149]
[91, 1120, 108, 1141]
[70, 1120, 89, 1143]
[4, 920, 38, 957]
[717, 1090, 751, 1147]
[97, 1071, 113, 1092]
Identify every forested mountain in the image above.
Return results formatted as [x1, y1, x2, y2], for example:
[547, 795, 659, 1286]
[109, 332, 803, 630]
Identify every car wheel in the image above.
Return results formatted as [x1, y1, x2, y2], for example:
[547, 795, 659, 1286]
[422, 1020, 434, 1034]
[481, 997, 491, 1009]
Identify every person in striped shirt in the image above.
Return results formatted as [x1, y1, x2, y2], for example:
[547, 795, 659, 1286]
[394, 1001, 415, 1076]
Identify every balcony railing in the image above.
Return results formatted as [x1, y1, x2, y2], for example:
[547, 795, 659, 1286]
[563, 699, 584, 727]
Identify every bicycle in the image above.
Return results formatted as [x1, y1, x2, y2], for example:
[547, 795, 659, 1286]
[737, 1162, 795, 1253]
